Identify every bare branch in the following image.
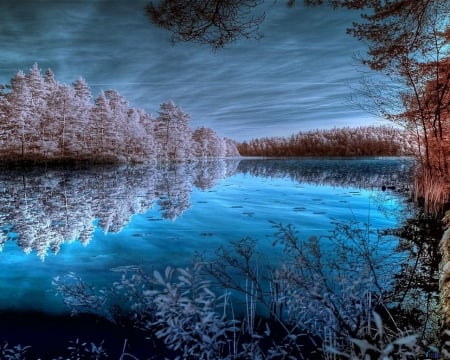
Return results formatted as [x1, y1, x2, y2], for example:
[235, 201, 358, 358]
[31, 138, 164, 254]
[146, 0, 265, 49]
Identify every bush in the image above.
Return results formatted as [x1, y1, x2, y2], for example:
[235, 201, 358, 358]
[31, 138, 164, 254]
[50, 221, 429, 359]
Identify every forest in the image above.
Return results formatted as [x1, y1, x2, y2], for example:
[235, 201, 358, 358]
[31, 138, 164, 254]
[237, 126, 415, 157]
[0, 64, 239, 164]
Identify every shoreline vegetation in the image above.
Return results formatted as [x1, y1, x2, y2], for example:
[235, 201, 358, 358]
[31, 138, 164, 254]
[236, 126, 415, 158]
[0, 64, 239, 165]
[0, 64, 421, 167]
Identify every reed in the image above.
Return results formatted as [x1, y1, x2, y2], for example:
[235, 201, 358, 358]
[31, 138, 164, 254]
[413, 170, 449, 215]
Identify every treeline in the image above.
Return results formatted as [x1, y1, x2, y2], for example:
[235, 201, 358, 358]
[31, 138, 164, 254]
[237, 126, 414, 157]
[0, 64, 239, 164]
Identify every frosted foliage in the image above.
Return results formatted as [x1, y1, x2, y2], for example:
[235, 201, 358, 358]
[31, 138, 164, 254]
[193, 127, 225, 158]
[154, 100, 194, 161]
[52, 265, 238, 359]
[52, 224, 423, 359]
[0, 64, 237, 163]
[223, 138, 240, 157]
[150, 266, 235, 359]
[237, 126, 415, 157]
[269, 221, 421, 358]
[73, 77, 92, 102]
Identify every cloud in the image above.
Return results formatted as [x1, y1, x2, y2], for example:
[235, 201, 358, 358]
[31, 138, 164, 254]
[0, 0, 378, 140]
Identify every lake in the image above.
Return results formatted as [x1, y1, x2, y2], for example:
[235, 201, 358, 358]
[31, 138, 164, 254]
[0, 157, 414, 315]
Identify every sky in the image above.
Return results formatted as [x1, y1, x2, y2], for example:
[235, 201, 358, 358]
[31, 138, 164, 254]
[0, 0, 390, 141]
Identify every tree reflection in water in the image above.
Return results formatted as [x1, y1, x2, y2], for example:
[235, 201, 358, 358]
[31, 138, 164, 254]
[0, 158, 415, 260]
[0, 160, 239, 259]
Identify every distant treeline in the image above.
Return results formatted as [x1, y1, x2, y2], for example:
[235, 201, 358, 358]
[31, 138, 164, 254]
[237, 126, 415, 157]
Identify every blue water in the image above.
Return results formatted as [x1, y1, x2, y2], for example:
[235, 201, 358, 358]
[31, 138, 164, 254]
[0, 158, 413, 313]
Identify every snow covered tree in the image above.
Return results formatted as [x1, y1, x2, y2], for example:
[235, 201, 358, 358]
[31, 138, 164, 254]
[73, 77, 92, 103]
[104, 89, 131, 159]
[25, 64, 48, 156]
[0, 85, 9, 156]
[154, 101, 193, 162]
[192, 126, 224, 158]
[37, 68, 62, 158]
[48, 84, 87, 158]
[90, 91, 124, 161]
[26, 63, 45, 99]
[44, 68, 58, 93]
[138, 110, 156, 158]
[0, 64, 236, 163]
[124, 108, 155, 161]
[4, 70, 34, 158]
[72, 77, 93, 156]
[223, 137, 240, 157]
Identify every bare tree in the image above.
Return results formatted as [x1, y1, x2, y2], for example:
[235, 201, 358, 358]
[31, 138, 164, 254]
[146, 0, 265, 48]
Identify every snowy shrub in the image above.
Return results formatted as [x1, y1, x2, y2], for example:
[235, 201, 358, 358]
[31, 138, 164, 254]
[109, 265, 159, 328]
[268, 221, 423, 358]
[148, 265, 237, 359]
[0, 342, 31, 360]
[53, 264, 238, 359]
[51, 220, 430, 359]
[325, 312, 420, 359]
[67, 338, 109, 359]
[52, 272, 111, 320]
[198, 221, 424, 359]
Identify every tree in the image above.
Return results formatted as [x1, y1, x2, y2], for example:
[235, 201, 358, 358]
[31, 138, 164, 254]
[73, 77, 94, 156]
[90, 91, 121, 161]
[44, 68, 58, 93]
[48, 84, 85, 159]
[147, 0, 265, 49]
[192, 126, 224, 158]
[0, 64, 236, 164]
[5, 70, 33, 158]
[146, 0, 449, 51]
[104, 89, 131, 158]
[236, 126, 411, 157]
[154, 101, 193, 161]
[25, 64, 50, 156]
[123, 108, 156, 161]
[223, 138, 240, 157]
[329, 1, 450, 204]
[39, 68, 61, 157]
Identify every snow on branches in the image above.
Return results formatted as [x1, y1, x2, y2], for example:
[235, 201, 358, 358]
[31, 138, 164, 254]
[0, 64, 239, 164]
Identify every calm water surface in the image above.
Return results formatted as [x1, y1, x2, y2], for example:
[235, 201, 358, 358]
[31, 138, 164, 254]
[0, 157, 414, 313]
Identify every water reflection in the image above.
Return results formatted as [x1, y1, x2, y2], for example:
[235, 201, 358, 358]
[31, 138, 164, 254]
[237, 157, 414, 188]
[0, 158, 412, 259]
[0, 160, 239, 259]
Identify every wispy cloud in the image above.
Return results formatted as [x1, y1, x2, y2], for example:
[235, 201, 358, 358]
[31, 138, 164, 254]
[0, 0, 380, 140]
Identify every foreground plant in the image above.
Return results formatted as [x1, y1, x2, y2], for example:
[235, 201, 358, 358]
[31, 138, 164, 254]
[52, 220, 430, 359]
[0, 342, 31, 360]
[199, 220, 426, 358]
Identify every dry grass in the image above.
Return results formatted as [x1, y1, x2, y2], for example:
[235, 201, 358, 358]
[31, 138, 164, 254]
[413, 171, 449, 215]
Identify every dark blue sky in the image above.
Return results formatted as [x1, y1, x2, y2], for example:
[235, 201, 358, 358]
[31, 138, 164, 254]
[0, 0, 389, 141]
